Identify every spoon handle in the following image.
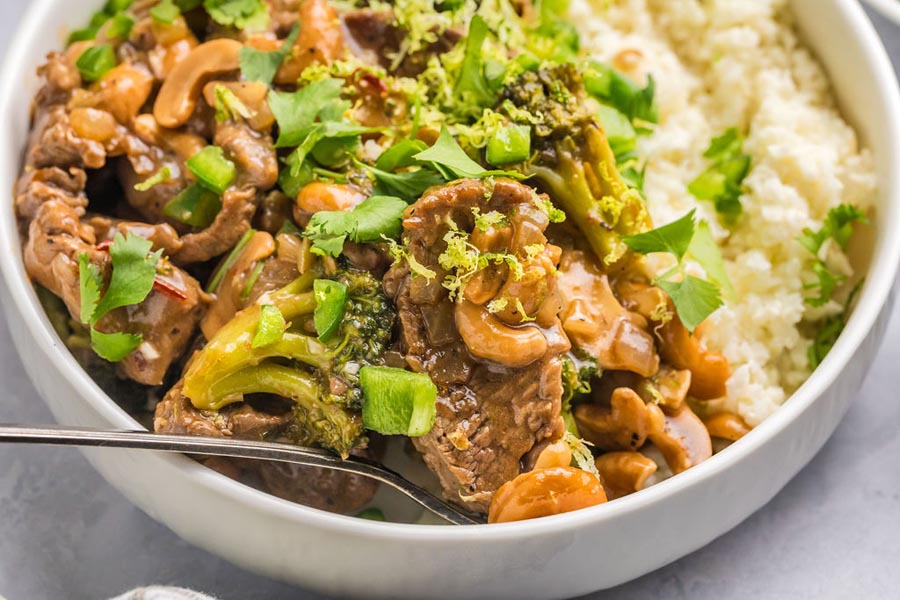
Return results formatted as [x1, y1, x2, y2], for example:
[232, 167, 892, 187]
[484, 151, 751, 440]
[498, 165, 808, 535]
[0, 423, 481, 526]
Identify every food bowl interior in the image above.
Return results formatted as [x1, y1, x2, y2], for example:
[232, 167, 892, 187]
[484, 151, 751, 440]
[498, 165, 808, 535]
[1, 0, 899, 597]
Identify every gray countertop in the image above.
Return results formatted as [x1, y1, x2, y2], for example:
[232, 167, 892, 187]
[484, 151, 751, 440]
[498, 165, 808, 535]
[2, 4, 900, 600]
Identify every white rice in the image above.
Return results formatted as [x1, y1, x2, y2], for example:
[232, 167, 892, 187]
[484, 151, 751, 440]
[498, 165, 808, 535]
[569, 0, 877, 425]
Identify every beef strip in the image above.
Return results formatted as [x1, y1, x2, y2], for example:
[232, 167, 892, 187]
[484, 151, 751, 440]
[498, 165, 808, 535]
[341, 9, 463, 77]
[214, 121, 278, 190]
[154, 381, 378, 514]
[384, 179, 568, 513]
[24, 199, 208, 386]
[15, 166, 88, 222]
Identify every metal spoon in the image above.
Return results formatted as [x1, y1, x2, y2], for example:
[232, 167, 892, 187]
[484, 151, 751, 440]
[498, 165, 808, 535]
[0, 423, 482, 526]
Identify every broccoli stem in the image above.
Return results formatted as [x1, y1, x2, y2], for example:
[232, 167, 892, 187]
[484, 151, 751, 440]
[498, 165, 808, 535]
[528, 123, 650, 266]
[208, 363, 364, 457]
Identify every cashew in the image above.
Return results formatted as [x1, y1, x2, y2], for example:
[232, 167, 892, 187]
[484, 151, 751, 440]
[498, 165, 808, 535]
[201, 231, 276, 340]
[656, 313, 731, 400]
[575, 387, 654, 451]
[133, 114, 208, 163]
[295, 182, 366, 216]
[153, 38, 243, 129]
[534, 439, 574, 470]
[71, 63, 154, 124]
[648, 404, 712, 474]
[558, 249, 659, 377]
[594, 451, 657, 500]
[202, 80, 275, 131]
[455, 300, 547, 367]
[275, 0, 344, 85]
[69, 108, 117, 143]
[649, 365, 692, 412]
[488, 466, 607, 523]
[703, 412, 751, 442]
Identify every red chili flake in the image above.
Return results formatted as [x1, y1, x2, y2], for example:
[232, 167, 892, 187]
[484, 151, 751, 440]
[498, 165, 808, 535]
[96, 240, 113, 251]
[153, 277, 188, 301]
[360, 72, 388, 95]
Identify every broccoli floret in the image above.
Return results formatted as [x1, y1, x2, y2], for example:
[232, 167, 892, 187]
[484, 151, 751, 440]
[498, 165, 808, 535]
[181, 266, 396, 458]
[501, 66, 652, 265]
[560, 352, 599, 435]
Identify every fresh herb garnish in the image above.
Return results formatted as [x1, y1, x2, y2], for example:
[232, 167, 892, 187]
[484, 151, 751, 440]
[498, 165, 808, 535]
[77, 233, 162, 362]
[213, 85, 251, 123]
[251, 304, 286, 349]
[413, 126, 521, 180]
[623, 210, 732, 331]
[688, 128, 751, 223]
[807, 280, 863, 369]
[203, 0, 269, 30]
[303, 196, 408, 257]
[150, 0, 180, 23]
[584, 61, 658, 129]
[239, 23, 300, 85]
[454, 15, 497, 114]
[798, 203, 867, 307]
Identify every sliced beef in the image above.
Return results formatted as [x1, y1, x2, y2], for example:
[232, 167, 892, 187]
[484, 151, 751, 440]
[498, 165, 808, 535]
[24, 200, 208, 386]
[15, 167, 88, 222]
[154, 381, 378, 514]
[385, 179, 568, 513]
[27, 105, 108, 169]
[214, 121, 278, 190]
[341, 9, 463, 77]
[171, 186, 260, 264]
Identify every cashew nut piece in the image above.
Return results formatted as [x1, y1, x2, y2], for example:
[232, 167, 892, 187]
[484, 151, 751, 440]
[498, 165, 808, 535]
[455, 300, 547, 367]
[703, 412, 751, 442]
[594, 451, 657, 500]
[488, 466, 607, 523]
[533, 439, 574, 470]
[649, 404, 713, 474]
[154, 38, 243, 129]
[575, 387, 653, 451]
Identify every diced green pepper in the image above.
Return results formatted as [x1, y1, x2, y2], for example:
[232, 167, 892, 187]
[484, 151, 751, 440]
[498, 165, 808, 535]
[252, 304, 287, 349]
[486, 124, 531, 166]
[163, 183, 223, 228]
[313, 279, 349, 342]
[360, 366, 437, 437]
[75, 44, 117, 83]
[186, 146, 236, 195]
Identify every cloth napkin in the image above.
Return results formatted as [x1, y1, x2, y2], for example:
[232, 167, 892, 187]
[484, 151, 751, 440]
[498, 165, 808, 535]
[110, 588, 219, 600]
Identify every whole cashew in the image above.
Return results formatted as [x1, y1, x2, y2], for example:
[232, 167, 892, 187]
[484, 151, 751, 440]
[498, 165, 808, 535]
[455, 300, 547, 367]
[154, 39, 243, 129]
[488, 466, 607, 523]
[594, 451, 657, 500]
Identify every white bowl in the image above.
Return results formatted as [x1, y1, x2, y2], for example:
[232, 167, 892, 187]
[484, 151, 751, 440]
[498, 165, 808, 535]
[863, 0, 900, 26]
[1, 1, 898, 598]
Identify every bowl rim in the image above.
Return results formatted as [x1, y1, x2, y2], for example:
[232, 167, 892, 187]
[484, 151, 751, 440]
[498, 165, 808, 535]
[1, 0, 899, 543]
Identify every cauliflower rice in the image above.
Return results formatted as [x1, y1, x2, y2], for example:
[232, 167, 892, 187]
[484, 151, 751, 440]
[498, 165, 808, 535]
[570, 0, 878, 425]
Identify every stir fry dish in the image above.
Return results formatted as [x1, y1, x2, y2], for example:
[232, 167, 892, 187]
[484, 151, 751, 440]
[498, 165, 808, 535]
[15, 0, 867, 523]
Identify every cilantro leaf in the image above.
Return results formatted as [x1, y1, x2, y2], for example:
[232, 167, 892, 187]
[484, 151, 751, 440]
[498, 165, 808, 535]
[455, 15, 496, 113]
[584, 61, 658, 127]
[687, 220, 735, 300]
[268, 79, 345, 148]
[78, 253, 102, 324]
[375, 139, 428, 172]
[252, 304, 286, 348]
[797, 204, 866, 306]
[362, 162, 444, 202]
[688, 128, 751, 223]
[93, 233, 161, 320]
[624, 211, 730, 331]
[203, 0, 269, 30]
[90, 329, 143, 362]
[304, 196, 407, 257]
[622, 209, 695, 261]
[413, 126, 521, 181]
[239, 23, 299, 85]
[150, 0, 180, 23]
[808, 280, 863, 369]
[657, 275, 723, 333]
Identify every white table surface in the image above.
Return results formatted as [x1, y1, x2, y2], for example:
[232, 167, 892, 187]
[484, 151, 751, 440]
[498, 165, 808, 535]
[2, 4, 900, 599]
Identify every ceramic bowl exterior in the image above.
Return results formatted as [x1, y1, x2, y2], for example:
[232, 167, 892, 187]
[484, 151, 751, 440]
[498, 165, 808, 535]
[1, 1, 898, 598]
